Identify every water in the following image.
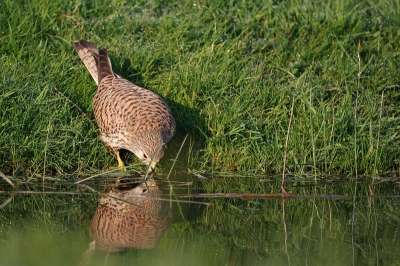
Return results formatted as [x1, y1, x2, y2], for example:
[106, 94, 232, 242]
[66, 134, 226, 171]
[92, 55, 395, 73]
[0, 172, 399, 266]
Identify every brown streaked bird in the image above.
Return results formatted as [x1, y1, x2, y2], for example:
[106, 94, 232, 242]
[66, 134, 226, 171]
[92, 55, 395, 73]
[89, 179, 172, 253]
[78, 179, 172, 265]
[73, 40, 176, 172]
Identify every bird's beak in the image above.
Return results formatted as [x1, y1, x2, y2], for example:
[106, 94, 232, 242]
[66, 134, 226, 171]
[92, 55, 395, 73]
[145, 178, 157, 187]
[148, 161, 157, 173]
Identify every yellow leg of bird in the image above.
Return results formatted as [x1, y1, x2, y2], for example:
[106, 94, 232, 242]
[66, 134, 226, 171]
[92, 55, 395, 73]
[115, 151, 126, 171]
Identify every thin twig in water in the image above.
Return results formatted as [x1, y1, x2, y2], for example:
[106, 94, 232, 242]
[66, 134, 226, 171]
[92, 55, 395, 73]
[166, 134, 188, 217]
[167, 134, 188, 181]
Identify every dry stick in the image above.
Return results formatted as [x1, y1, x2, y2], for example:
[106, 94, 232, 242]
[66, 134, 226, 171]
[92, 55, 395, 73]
[166, 134, 189, 218]
[0, 195, 13, 209]
[0, 171, 14, 187]
[167, 134, 188, 181]
[282, 95, 295, 193]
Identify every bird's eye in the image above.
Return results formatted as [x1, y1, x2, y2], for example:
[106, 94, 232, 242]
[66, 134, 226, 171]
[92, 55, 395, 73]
[143, 153, 148, 159]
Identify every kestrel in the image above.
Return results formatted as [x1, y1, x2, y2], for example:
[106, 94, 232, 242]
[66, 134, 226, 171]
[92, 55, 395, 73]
[89, 179, 172, 252]
[73, 40, 176, 172]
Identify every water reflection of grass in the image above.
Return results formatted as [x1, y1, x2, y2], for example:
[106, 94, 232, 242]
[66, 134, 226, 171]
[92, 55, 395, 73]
[1, 177, 399, 265]
[1, 0, 400, 178]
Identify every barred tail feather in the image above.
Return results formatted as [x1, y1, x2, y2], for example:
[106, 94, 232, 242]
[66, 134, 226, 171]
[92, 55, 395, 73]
[73, 40, 100, 85]
[98, 49, 114, 84]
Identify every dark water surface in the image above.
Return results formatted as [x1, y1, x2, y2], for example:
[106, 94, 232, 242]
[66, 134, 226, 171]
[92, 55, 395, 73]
[1, 172, 399, 266]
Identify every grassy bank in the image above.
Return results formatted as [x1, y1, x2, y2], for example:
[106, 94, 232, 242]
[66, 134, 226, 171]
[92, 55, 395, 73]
[1, 0, 400, 177]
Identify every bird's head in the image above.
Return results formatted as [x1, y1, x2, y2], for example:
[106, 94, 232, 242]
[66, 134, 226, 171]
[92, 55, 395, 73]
[132, 134, 165, 173]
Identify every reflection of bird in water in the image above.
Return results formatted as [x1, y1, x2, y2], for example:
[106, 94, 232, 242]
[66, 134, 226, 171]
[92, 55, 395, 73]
[79, 178, 171, 265]
[73, 40, 176, 172]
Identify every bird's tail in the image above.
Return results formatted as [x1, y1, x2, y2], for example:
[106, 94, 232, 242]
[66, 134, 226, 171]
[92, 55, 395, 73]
[73, 40, 101, 85]
[98, 49, 114, 85]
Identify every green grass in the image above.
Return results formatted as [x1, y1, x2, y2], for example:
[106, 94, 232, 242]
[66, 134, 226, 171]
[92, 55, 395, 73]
[1, 0, 400, 178]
